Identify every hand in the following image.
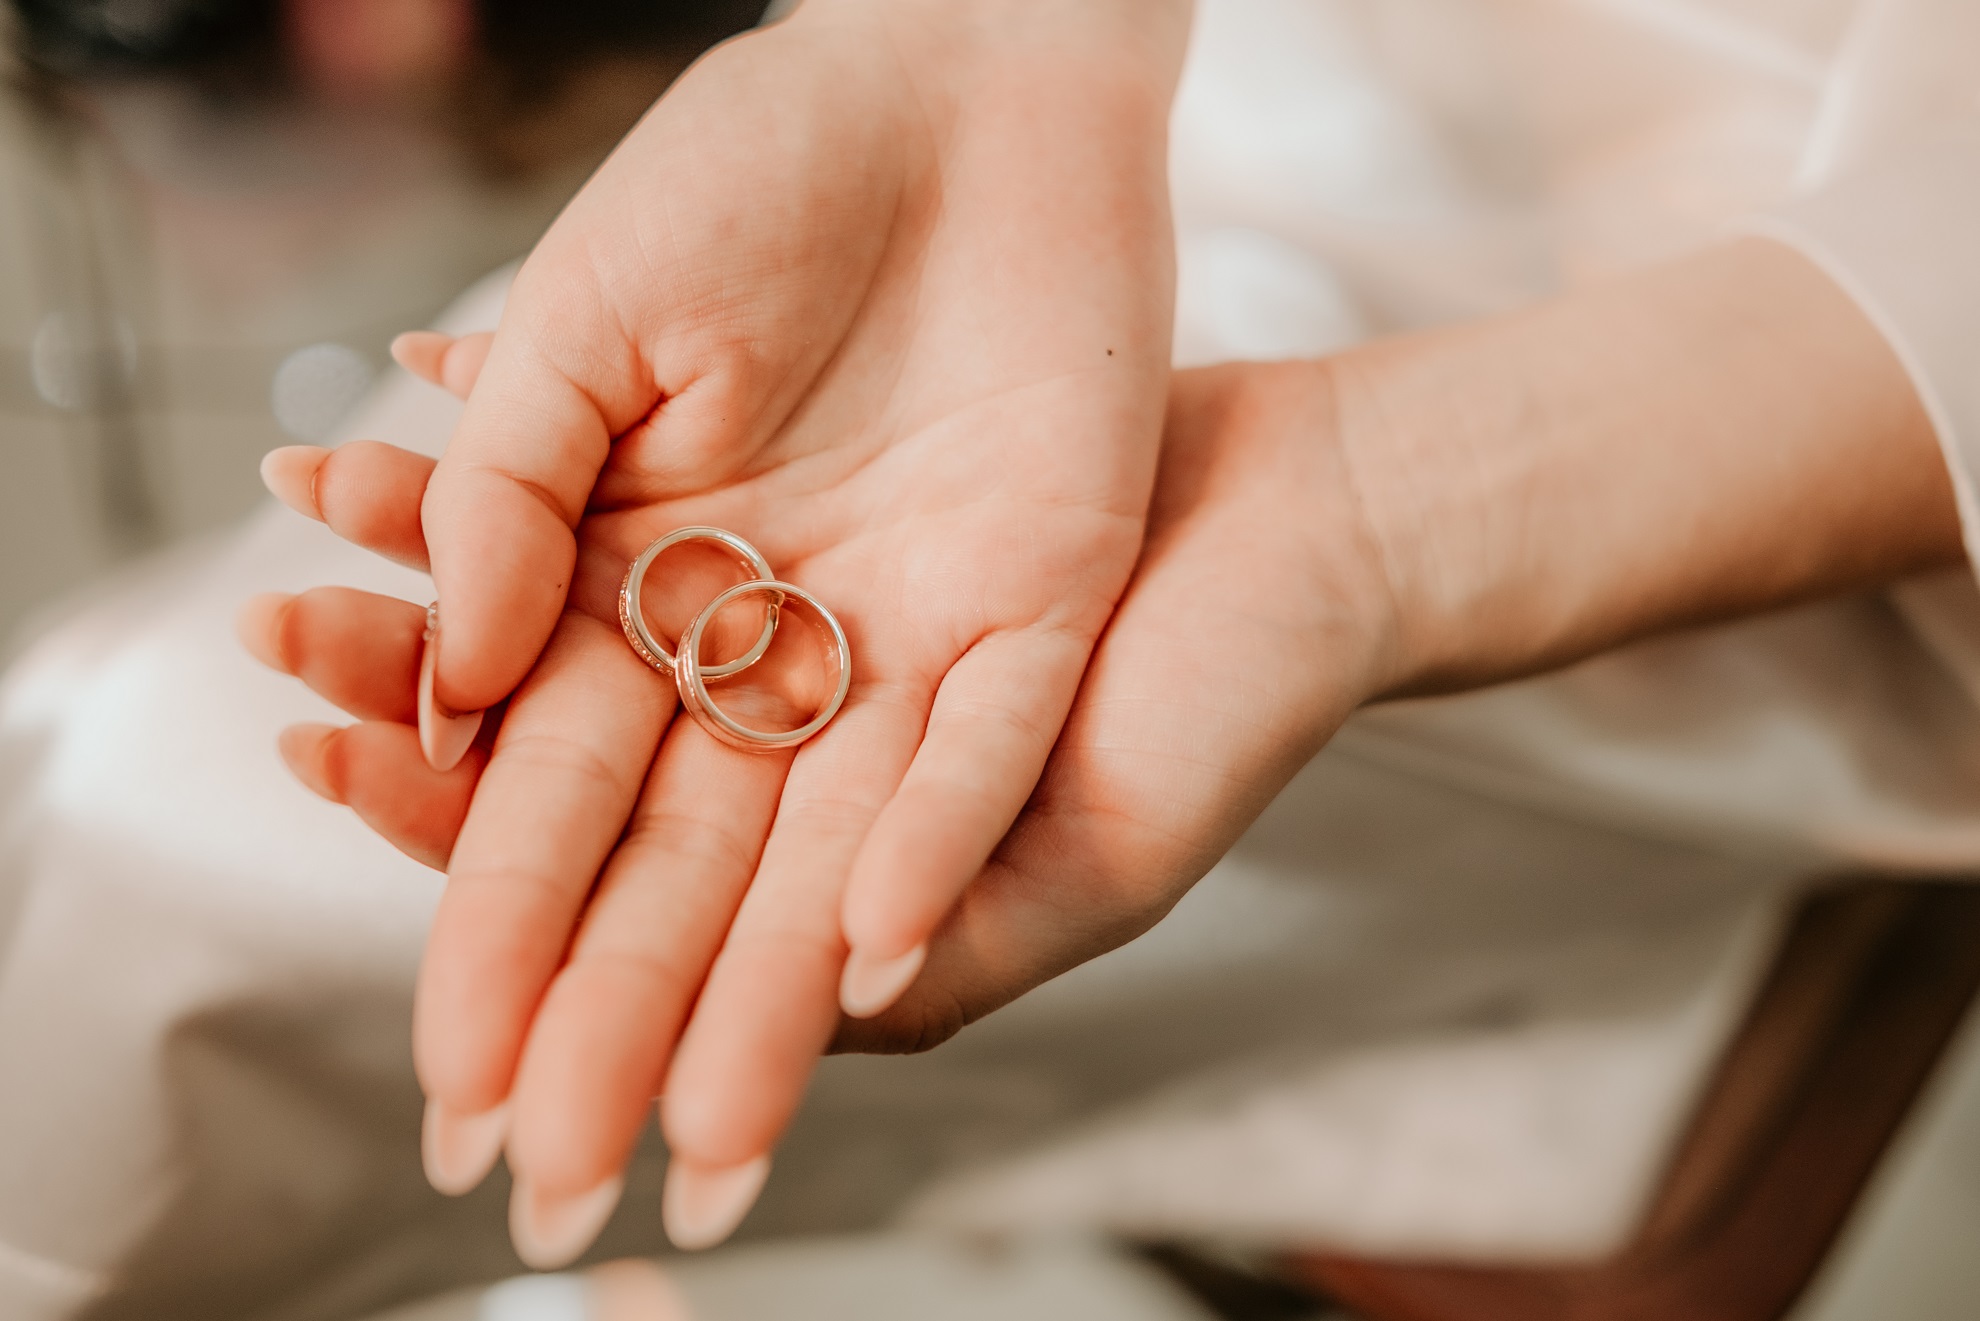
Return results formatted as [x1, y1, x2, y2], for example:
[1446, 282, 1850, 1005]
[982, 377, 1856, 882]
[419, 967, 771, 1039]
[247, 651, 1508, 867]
[248, 351, 1407, 1178]
[838, 236, 1964, 1041]
[253, 234, 1958, 1262]
[256, 0, 1190, 1264]
[838, 360, 1404, 1048]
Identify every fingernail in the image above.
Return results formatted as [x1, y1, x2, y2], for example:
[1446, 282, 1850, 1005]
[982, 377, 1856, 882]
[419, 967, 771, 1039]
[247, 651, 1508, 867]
[260, 446, 328, 520]
[839, 944, 926, 1019]
[662, 1155, 770, 1252]
[237, 592, 295, 673]
[390, 330, 453, 384]
[422, 1097, 509, 1196]
[510, 1172, 624, 1271]
[277, 723, 343, 802]
[419, 602, 484, 772]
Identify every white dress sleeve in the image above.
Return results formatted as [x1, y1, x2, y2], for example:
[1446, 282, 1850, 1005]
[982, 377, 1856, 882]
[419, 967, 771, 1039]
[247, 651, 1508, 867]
[1351, 0, 1980, 872]
[1747, 135, 1980, 570]
[1736, 0, 1980, 694]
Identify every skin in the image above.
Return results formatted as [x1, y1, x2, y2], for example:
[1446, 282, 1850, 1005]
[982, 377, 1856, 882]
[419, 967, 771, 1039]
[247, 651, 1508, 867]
[250, 235, 1962, 1251]
[254, 0, 1198, 1255]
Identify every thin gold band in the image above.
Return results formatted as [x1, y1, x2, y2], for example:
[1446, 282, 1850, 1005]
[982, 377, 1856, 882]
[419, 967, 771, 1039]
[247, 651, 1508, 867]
[676, 578, 851, 752]
[617, 526, 778, 679]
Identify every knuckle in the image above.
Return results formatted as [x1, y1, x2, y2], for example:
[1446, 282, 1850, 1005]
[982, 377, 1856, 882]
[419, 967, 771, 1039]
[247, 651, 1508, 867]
[559, 942, 697, 1004]
[439, 863, 577, 932]
[946, 696, 1048, 750]
[494, 731, 638, 802]
[618, 810, 756, 880]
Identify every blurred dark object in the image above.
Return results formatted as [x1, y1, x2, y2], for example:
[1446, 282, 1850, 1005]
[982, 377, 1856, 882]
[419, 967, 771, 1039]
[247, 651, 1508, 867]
[11, 0, 764, 80]
[11, 0, 281, 84]
[1139, 1243, 1333, 1321]
[8, 0, 767, 171]
[1286, 879, 1980, 1321]
[476, 0, 767, 70]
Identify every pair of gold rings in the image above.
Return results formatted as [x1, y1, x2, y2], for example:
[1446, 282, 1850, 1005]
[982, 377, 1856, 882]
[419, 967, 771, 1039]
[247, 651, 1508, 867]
[618, 527, 851, 752]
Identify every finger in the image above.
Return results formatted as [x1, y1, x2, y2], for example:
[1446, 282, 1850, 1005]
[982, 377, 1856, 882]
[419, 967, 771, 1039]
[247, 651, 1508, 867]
[827, 737, 1189, 1057]
[261, 440, 436, 572]
[390, 331, 450, 386]
[836, 626, 1091, 1016]
[392, 330, 493, 400]
[833, 362, 1349, 1056]
[660, 693, 922, 1171]
[418, 271, 650, 713]
[278, 721, 483, 870]
[831, 718, 1194, 1058]
[503, 720, 790, 1264]
[240, 588, 426, 723]
[413, 608, 675, 1115]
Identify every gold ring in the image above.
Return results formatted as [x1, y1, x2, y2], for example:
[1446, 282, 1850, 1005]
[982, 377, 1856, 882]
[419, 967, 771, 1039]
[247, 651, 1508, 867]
[676, 579, 851, 752]
[618, 527, 778, 679]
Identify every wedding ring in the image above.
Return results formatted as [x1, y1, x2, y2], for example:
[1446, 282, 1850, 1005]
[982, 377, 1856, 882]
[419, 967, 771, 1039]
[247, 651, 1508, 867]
[619, 527, 778, 679]
[677, 579, 852, 752]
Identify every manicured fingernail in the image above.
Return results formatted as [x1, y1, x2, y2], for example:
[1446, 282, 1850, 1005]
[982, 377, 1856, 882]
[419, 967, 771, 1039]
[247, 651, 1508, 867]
[510, 1172, 624, 1271]
[662, 1155, 770, 1252]
[277, 723, 343, 802]
[422, 1097, 509, 1196]
[839, 944, 926, 1019]
[237, 592, 295, 673]
[260, 446, 328, 520]
[418, 602, 483, 772]
[390, 330, 453, 384]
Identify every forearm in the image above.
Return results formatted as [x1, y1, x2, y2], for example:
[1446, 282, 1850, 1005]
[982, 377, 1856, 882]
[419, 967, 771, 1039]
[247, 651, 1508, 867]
[1334, 237, 1963, 697]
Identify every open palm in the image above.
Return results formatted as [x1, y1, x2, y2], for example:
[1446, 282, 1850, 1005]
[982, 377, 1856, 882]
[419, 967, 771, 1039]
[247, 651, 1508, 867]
[252, 356, 1402, 1256]
[253, 1, 1188, 1265]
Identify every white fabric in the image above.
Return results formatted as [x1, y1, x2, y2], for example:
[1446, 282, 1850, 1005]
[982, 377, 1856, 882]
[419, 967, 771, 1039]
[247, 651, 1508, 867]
[1163, 0, 1980, 860]
[915, 0, 1980, 1257]
[2, 1, 1980, 1317]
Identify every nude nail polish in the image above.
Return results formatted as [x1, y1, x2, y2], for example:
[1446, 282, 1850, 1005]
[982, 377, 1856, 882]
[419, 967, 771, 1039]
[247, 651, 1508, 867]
[260, 446, 329, 520]
[422, 1098, 509, 1196]
[418, 602, 484, 772]
[511, 1172, 625, 1271]
[839, 944, 927, 1019]
[662, 1155, 771, 1252]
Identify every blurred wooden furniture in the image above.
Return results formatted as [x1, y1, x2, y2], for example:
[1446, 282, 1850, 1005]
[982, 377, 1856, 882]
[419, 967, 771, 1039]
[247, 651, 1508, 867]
[1285, 879, 1980, 1321]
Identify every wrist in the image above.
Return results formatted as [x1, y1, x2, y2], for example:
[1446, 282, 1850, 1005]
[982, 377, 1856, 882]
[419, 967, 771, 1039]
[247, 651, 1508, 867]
[1176, 360, 1416, 722]
[1327, 321, 1564, 698]
[1329, 238, 1960, 699]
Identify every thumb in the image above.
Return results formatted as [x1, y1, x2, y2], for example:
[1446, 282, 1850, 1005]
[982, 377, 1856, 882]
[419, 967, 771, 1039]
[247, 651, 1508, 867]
[419, 268, 655, 713]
